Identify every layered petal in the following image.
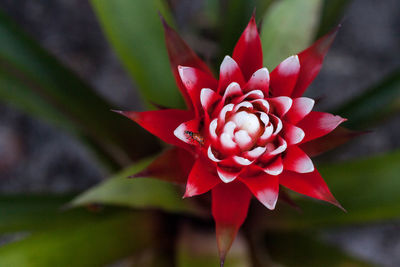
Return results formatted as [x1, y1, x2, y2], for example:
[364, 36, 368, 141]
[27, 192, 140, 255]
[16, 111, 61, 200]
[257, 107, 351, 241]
[184, 157, 220, 197]
[217, 165, 242, 183]
[279, 170, 343, 209]
[284, 97, 314, 124]
[131, 147, 195, 184]
[240, 174, 279, 210]
[178, 66, 218, 115]
[244, 68, 270, 95]
[114, 109, 194, 149]
[298, 111, 347, 143]
[269, 96, 293, 117]
[162, 16, 214, 109]
[270, 55, 300, 97]
[200, 88, 221, 114]
[291, 27, 339, 97]
[218, 56, 245, 94]
[174, 118, 202, 146]
[232, 16, 263, 81]
[282, 146, 314, 173]
[282, 123, 305, 145]
[212, 182, 252, 265]
[263, 156, 284, 176]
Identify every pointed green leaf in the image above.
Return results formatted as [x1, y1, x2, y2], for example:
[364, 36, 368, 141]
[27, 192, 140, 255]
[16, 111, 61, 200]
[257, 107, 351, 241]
[264, 150, 400, 230]
[260, 0, 323, 69]
[89, 0, 184, 108]
[70, 158, 199, 215]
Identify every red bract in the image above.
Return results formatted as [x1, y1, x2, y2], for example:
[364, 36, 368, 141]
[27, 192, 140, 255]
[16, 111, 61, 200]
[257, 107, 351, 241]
[116, 16, 351, 264]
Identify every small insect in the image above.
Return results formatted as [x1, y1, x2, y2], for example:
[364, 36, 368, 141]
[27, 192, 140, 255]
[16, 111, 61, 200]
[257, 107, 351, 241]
[184, 131, 204, 146]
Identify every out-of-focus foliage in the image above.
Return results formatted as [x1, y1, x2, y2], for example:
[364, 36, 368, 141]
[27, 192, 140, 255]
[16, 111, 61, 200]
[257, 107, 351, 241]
[0, 195, 72, 234]
[90, 0, 184, 108]
[334, 69, 400, 129]
[260, 0, 322, 69]
[0, 209, 151, 267]
[265, 232, 372, 266]
[0, 10, 159, 168]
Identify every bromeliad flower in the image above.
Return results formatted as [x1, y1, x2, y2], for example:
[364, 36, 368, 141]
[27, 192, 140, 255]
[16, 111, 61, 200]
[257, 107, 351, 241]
[115, 16, 349, 264]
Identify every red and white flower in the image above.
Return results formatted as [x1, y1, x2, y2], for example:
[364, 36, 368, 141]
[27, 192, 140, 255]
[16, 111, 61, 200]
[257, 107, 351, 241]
[116, 16, 351, 263]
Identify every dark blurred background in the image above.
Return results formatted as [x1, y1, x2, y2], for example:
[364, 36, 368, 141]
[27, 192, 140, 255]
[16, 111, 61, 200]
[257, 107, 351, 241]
[0, 0, 399, 266]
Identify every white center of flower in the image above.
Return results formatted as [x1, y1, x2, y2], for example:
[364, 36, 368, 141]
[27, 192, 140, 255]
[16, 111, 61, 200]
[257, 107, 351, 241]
[230, 111, 261, 137]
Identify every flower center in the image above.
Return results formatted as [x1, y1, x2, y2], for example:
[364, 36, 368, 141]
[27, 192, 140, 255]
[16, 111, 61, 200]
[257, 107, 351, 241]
[230, 111, 261, 137]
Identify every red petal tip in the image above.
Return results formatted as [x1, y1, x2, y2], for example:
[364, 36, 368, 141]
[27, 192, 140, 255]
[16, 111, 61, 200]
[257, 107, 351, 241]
[149, 101, 168, 110]
[182, 187, 193, 199]
[113, 110, 139, 121]
[325, 193, 346, 212]
[110, 109, 123, 114]
[331, 199, 347, 213]
[321, 26, 340, 51]
[251, 8, 256, 19]
[182, 191, 192, 199]
[127, 170, 149, 179]
[158, 11, 169, 29]
[111, 109, 134, 119]
[182, 186, 198, 199]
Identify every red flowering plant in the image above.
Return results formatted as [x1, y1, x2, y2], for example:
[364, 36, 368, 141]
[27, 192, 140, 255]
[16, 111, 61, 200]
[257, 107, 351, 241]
[115, 15, 346, 263]
[2, 1, 400, 266]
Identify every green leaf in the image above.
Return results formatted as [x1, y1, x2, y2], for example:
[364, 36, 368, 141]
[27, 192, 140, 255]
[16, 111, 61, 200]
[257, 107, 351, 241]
[333, 69, 400, 129]
[265, 232, 372, 266]
[316, 0, 351, 38]
[264, 150, 400, 230]
[0, 10, 160, 167]
[260, 0, 323, 69]
[0, 210, 152, 267]
[89, 0, 184, 108]
[70, 158, 198, 215]
[0, 195, 73, 234]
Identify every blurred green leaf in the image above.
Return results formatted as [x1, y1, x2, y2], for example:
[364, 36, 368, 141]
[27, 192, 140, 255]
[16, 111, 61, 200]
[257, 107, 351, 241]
[0, 195, 73, 234]
[0, 10, 159, 168]
[70, 158, 199, 215]
[264, 150, 400, 230]
[0, 210, 152, 267]
[90, 0, 184, 108]
[334, 69, 400, 129]
[260, 0, 322, 69]
[265, 232, 372, 266]
[316, 0, 351, 38]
